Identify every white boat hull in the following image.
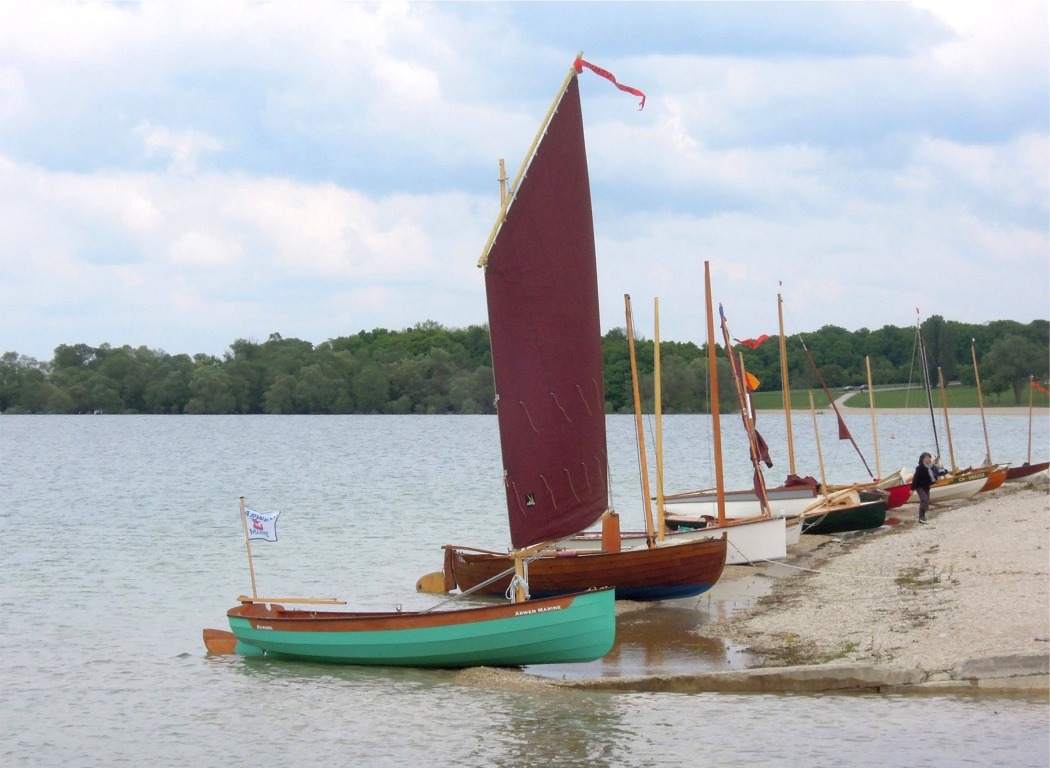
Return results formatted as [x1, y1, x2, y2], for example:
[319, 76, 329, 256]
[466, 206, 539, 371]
[558, 515, 788, 565]
[906, 475, 987, 504]
[663, 493, 817, 520]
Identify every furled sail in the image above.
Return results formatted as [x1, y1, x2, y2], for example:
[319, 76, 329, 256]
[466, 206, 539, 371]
[481, 73, 609, 550]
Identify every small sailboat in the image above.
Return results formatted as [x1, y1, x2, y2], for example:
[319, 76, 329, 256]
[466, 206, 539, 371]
[417, 56, 726, 602]
[970, 341, 1048, 483]
[797, 393, 886, 535]
[200, 61, 631, 667]
[881, 319, 991, 507]
[1006, 375, 1049, 482]
[561, 275, 789, 566]
[203, 498, 614, 667]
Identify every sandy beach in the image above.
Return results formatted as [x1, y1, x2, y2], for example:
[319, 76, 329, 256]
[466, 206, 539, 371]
[464, 474, 1050, 694]
[706, 478, 1049, 675]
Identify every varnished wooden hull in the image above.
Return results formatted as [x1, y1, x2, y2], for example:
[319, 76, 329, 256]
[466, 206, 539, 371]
[977, 467, 1008, 493]
[1005, 461, 1050, 482]
[449, 535, 727, 601]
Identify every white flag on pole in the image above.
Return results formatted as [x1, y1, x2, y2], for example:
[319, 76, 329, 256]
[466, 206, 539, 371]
[245, 507, 280, 542]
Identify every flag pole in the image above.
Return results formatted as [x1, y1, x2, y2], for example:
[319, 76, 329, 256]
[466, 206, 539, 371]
[239, 496, 259, 599]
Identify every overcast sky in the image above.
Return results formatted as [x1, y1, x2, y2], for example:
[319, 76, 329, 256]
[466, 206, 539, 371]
[1, 1, 1047, 362]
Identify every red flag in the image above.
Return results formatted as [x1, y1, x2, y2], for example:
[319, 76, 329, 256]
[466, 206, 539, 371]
[1033, 380, 1050, 395]
[573, 57, 646, 109]
[735, 334, 771, 350]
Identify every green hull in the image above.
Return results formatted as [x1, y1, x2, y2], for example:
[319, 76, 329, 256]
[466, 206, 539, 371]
[227, 588, 614, 667]
[801, 499, 887, 536]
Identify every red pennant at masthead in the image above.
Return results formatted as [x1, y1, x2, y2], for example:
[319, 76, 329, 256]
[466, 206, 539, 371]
[573, 57, 646, 109]
[734, 334, 771, 350]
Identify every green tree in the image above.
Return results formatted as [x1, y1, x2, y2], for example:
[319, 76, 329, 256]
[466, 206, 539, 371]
[983, 335, 1049, 404]
[352, 364, 389, 413]
[186, 363, 236, 413]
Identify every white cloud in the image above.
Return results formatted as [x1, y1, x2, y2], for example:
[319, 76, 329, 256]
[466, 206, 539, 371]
[0, 1, 1044, 360]
[135, 122, 223, 176]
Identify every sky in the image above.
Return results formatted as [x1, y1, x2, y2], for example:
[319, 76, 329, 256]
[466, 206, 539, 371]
[1, 1, 1047, 362]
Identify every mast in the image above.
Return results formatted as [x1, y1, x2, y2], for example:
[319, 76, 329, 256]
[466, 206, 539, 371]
[1027, 376, 1036, 464]
[971, 338, 992, 465]
[808, 393, 829, 511]
[625, 294, 656, 545]
[704, 263, 727, 526]
[936, 367, 957, 473]
[778, 292, 796, 476]
[653, 297, 666, 542]
[917, 324, 941, 459]
[718, 305, 771, 514]
[865, 355, 882, 480]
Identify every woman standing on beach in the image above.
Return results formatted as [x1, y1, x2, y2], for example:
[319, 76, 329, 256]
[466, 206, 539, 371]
[910, 452, 941, 524]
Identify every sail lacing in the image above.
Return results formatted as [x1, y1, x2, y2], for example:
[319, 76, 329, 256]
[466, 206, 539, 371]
[540, 475, 557, 508]
[550, 391, 572, 422]
[518, 400, 540, 433]
[509, 481, 529, 517]
[563, 467, 581, 502]
[575, 384, 593, 416]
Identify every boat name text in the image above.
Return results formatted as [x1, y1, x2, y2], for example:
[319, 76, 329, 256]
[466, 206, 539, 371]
[513, 605, 562, 616]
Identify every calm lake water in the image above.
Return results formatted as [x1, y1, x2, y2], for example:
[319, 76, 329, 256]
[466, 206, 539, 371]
[1, 413, 1047, 767]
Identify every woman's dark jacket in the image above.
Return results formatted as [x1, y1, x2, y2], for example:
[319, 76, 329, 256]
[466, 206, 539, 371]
[911, 463, 935, 491]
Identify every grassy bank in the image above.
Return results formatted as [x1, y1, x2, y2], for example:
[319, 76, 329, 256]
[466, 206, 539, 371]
[750, 384, 1050, 411]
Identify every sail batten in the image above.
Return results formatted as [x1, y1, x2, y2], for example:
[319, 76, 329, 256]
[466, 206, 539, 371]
[484, 73, 609, 550]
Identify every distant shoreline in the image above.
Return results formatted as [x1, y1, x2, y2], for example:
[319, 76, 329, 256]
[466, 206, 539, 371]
[758, 406, 1049, 416]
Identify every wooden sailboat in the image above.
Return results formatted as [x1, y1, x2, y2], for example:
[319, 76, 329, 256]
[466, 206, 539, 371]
[931, 364, 1007, 494]
[653, 270, 791, 561]
[562, 275, 788, 565]
[200, 63, 625, 668]
[663, 292, 886, 523]
[204, 495, 614, 666]
[662, 295, 825, 529]
[1006, 375, 1049, 482]
[798, 393, 887, 535]
[863, 355, 911, 510]
[204, 508, 615, 667]
[970, 340, 1048, 483]
[885, 322, 998, 506]
[416, 57, 726, 602]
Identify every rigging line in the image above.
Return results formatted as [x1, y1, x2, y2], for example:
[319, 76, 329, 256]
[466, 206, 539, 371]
[727, 557, 903, 581]
[643, 411, 662, 496]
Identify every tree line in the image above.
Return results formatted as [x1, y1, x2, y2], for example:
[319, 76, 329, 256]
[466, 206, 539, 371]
[1, 316, 1046, 415]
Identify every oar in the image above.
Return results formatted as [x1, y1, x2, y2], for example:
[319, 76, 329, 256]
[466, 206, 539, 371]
[203, 628, 238, 655]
